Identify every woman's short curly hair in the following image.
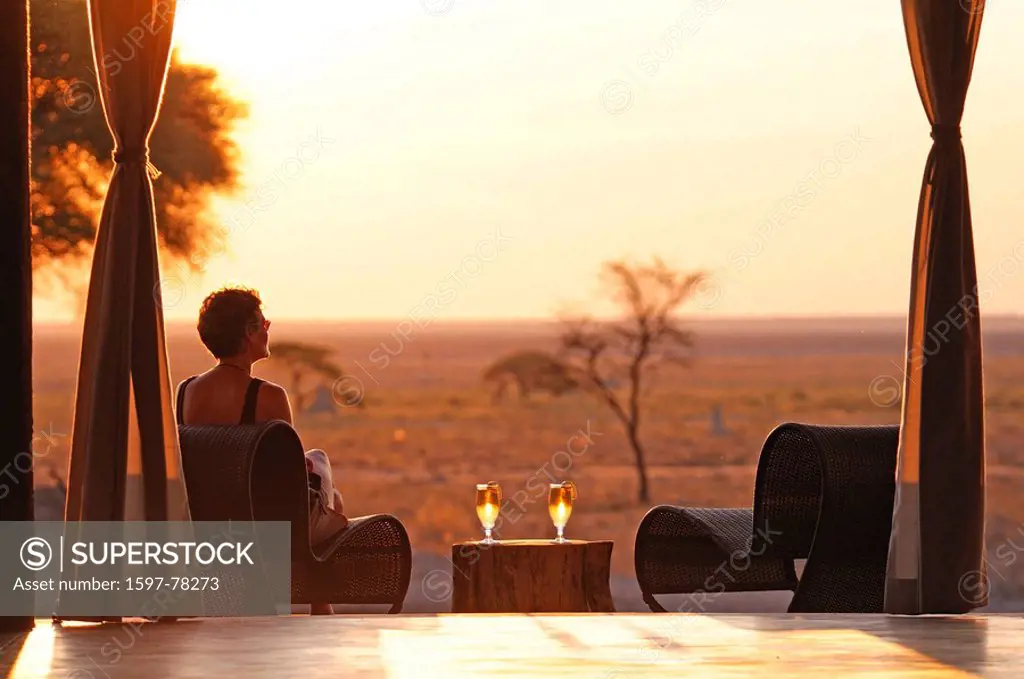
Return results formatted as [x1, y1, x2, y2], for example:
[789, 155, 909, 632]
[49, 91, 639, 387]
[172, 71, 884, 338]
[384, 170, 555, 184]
[197, 287, 263, 359]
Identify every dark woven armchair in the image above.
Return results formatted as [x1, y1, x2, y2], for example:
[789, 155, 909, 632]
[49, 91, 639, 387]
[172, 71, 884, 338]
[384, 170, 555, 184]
[179, 420, 412, 613]
[635, 422, 899, 613]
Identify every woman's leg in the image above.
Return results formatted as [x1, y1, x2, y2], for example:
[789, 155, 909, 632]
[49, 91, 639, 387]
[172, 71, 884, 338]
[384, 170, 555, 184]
[305, 448, 342, 513]
[305, 448, 341, 616]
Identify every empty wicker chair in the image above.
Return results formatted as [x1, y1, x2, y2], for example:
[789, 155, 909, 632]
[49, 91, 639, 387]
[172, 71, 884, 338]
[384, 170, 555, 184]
[179, 420, 412, 613]
[634, 506, 798, 612]
[635, 422, 899, 613]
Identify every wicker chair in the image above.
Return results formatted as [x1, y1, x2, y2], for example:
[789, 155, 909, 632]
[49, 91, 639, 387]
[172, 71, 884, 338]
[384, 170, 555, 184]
[635, 422, 899, 613]
[179, 420, 412, 613]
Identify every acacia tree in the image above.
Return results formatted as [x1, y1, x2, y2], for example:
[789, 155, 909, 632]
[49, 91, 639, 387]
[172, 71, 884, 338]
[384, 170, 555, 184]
[481, 350, 582, 403]
[268, 341, 346, 413]
[559, 258, 704, 503]
[29, 0, 245, 285]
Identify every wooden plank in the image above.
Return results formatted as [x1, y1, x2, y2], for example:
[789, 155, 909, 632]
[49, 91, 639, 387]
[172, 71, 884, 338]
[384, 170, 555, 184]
[0, 614, 1015, 677]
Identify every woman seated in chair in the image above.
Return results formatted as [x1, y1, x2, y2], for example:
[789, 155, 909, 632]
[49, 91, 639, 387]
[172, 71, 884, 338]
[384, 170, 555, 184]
[176, 286, 343, 615]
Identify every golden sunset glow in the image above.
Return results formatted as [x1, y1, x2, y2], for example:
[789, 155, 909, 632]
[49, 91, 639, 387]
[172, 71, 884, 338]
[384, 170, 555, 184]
[38, 0, 1024, 322]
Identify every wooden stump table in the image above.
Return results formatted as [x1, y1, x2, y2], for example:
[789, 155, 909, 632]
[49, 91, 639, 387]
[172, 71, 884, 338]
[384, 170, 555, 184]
[450, 539, 615, 613]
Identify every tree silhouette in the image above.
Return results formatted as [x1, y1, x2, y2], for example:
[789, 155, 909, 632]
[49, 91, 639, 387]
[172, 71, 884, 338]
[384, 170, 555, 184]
[482, 350, 582, 403]
[268, 341, 346, 413]
[559, 257, 704, 503]
[29, 0, 246, 281]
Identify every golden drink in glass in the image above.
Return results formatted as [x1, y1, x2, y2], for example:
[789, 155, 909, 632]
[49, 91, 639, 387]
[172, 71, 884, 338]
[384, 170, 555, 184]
[548, 481, 577, 543]
[475, 482, 501, 544]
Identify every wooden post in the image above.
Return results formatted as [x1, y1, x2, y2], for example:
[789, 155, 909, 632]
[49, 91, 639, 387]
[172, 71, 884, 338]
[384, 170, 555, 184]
[451, 540, 615, 613]
[0, 0, 34, 633]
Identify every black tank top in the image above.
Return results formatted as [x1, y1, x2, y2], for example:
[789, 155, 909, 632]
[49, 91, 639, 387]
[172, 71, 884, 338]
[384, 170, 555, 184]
[176, 375, 264, 426]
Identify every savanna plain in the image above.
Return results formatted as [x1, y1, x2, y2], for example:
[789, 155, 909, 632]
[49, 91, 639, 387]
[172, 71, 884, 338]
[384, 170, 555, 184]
[28, 317, 1024, 612]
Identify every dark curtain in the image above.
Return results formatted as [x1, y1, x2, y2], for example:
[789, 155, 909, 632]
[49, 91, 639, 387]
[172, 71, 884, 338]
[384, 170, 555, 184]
[886, 0, 986, 614]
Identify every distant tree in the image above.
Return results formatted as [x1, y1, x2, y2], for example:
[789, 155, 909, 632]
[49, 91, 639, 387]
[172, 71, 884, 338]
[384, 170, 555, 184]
[559, 258, 704, 504]
[29, 0, 246, 281]
[482, 350, 583, 403]
[268, 341, 346, 413]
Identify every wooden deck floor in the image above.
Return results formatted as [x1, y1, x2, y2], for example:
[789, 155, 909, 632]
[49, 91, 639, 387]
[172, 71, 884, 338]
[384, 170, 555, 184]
[1, 614, 1021, 677]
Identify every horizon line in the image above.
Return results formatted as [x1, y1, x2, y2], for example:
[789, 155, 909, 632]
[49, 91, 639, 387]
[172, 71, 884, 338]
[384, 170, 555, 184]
[32, 312, 1024, 329]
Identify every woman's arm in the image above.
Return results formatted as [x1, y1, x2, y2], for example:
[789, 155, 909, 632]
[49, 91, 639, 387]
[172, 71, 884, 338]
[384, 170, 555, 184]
[256, 383, 312, 470]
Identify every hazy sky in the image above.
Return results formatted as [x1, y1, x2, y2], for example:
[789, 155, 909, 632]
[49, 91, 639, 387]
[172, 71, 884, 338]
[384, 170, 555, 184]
[38, 0, 1024, 322]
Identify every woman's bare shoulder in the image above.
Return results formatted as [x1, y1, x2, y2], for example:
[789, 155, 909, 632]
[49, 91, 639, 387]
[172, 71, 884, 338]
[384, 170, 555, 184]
[178, 369, 214, 387]
[175, 373, 200, 393]
[256, 378, 288, 396]
[254, 379, 294, 424]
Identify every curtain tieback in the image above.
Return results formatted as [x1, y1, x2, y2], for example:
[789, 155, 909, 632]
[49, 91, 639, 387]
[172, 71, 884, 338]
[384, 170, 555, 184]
[112, 147, 161, 179]
[930, 124, 962, 145]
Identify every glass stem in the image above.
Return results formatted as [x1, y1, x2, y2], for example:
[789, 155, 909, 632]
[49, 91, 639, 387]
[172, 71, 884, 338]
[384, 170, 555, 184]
[484, 527, 492, 542]
[556, 526, 564, 541]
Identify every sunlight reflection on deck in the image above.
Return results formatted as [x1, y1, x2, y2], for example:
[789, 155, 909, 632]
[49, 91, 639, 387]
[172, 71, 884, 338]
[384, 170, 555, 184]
[0, 614, 1014, 678]
[5, 623, 55, 679]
